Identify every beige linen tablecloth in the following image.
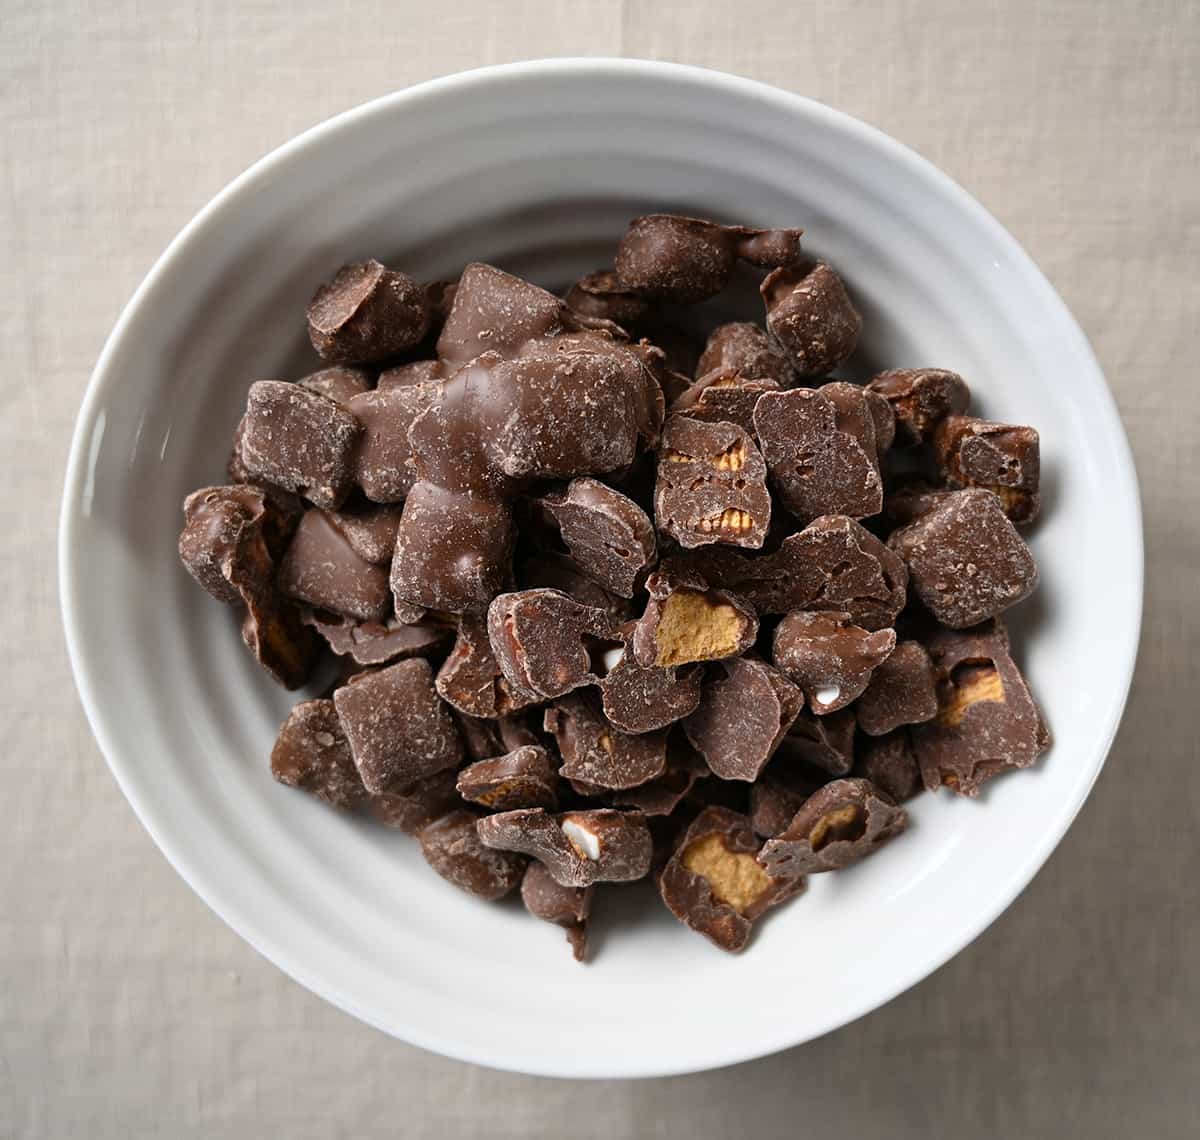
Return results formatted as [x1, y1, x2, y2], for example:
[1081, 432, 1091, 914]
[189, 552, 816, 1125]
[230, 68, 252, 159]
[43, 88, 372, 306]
[3, 1, 1197, 1135]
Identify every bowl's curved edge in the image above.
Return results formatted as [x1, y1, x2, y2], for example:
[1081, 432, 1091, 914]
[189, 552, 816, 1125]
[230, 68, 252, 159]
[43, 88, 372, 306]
[58, 56, 1145, 1079]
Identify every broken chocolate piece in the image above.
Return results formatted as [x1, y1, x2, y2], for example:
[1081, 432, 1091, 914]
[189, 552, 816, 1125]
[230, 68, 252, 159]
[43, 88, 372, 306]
[888, 489, 1038, 628]
[598, 640, 702, 734]
[761, 261, 861, 377]
[758, 777, 907, 875]
[348, 383, 440, 503]
[307, 259, 431, 364]
[332, 658, 462, 793]
[538, 478, 656, 597]
[867, 368, 970, 446]
[302, 610, 450, 666]
[377, 359, 442, 390]
[855, 640, 938, 736]
[608, 741, 707, 815]
[240, 592, 318, 689]
[238, 380, 361, 510]
[364, 768, 460, 833]
[855, 731, 923, 803]
[772, 610, 896, 713]
[659, 806, 806, 952]
[324, 500, 402, 565]
[487, 589, 615, 701]
[476, 807, 652, 887]
[655, 415, 771, 549]
[515, 551, 633, 624]
[684, 657, 803, 781]
[297, 365, 373, 407]
[418, 810, 526, 900]
[456, 745, 560, 811]
[270, 699, 365, 809]
[521, 861, 592, 961]
[276, 509, 392, 623]
[670, 369, 780, 436]
[933, 415, 1041, 524]
[544, 693, 670, 790]
[695, 321, 796, 387]
[631, 569, 757, 668]
[881, 477, 955, 528]
[775, 706, 858, 777]
[565, 269, 651, 330]
[753, 387, 882, 522]
[910, 620, 1049, 795]
[749, 767, 828, 838]
[435, 615, 538, 719]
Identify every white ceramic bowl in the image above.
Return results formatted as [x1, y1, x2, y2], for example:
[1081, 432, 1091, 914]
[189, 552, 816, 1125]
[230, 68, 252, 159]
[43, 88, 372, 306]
[60, 59, 1142, 1078]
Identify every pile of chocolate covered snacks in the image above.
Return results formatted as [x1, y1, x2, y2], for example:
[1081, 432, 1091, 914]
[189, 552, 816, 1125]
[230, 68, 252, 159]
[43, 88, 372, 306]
[179, 214, 1048, 959]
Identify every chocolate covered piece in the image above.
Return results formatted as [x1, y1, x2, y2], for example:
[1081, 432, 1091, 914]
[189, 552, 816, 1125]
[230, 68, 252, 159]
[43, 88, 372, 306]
[614, 214, 803, 303]
[521, 861, 592, 962]
[277, 509, 392, 623]
[456, 745, 560, 811]
[911, 621, 1049, 795]
[758, 777, 907, 876]
[307, 259, 431, 364]
[238, 380, 361, 510]
[435, 615, 538, 719]
[348, 383, 440, 503]
[631, 569, 757, 668]
[538, 479, 656, 597]
[776, 707, 858, 777]
[179, 484, 296, 605]
[418, 810, 526, 901]
[933, 415, 1041, 524]
[881, 477, 955, 528]
[476, 807, 652, 887]
[673, 514, 907, 630]
[516, 551, 633, 624]
[598, 642, 702, 734]
[888, 489, 1038, 628]
[696, 321, 796, 388]
[656, 415, 771, 549]
[659, 806, 806, 952]
[819, 381, 884, 464]
[772, 610, 896, 714]
[544, 693, 669, 790]
[607, 741, 707, 815]
[684, 657, 803, 781]
[670, 370, 780, 436]
[565, 269, 651, 330]
[325, 501, 402, 565]
[855, 731, 923, 803]
[753, 387, 882, 522]
[364, 768, 460, 833]
[487, 589, 615, 701]
[269, 699, 365, 809]
[240, 592, 318, 690]
[867, 368, 970, 446]
[332, 658, 462, 793]
[302, 610, 450, 666]
[761, 261, 861, 377]
[749, 767, 827, 838]
[297, 365, 373, 407]
[855, 640, 938, 736]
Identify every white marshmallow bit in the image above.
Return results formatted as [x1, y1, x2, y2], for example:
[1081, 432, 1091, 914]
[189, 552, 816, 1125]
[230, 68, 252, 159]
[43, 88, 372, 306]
[561, 819, 601, 860]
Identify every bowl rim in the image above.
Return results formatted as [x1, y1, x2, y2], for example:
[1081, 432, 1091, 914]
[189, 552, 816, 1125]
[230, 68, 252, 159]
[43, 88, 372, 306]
[59, 56, 1144, 1078]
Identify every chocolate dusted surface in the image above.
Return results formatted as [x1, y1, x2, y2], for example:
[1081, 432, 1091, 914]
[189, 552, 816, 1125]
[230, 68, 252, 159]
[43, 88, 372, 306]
[418, 810, 526, 901]
[772, 610, 896, 714]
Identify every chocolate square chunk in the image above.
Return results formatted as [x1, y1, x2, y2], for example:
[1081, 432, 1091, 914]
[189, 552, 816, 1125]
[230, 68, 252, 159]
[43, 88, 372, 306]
[655, 415, 771, 549]
[761, 261, 861, 377]
[277, 509, 392, 623]
[538, 478, 656, 598]
[238, 380, 361, 510]
[476, 807, 652, 887]
[753, 388, 882, 522]
[418, 810, 526, 901]
[348, 383, 440, 503]
[456, 745, 560, 812]
[333, 658, 462, 793]
[934, 415, 1041, 524]
[758, 777, 907, 876]
[910, 620, 1050, 795]
[855, 640, 938, 736]
[521, 861, 592, 961]
[867, 368, 970, 446]
[307, 259, 431, 364]
[659, 806, 806, 952]
[270, 699, 365, 809]
[324, 500, 403, 565]
[888, 489, 1038, 628]
[684, 657, 803, 781]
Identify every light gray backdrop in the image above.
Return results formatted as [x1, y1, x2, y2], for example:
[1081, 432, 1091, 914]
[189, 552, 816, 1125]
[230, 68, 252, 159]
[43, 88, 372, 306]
[2, 1, 1197, 1136]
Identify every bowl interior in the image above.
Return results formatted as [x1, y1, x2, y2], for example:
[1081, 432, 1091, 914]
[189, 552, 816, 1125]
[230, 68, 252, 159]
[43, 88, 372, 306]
[61, 60, 1141, 1078]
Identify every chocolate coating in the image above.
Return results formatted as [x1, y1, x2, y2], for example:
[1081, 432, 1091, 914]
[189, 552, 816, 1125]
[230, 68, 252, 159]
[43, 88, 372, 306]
[855, 731, 923, 803]
[749, 767, 828, 838]
[772, 610, 896, 714]
[631, 569, 757, 669]
[867, 368, 970, 446]
[888, 489, 1038, 628]
[418, 810, 527, 901]
[855, 640, 938, 736]
[456, 745, 560, 812]
[302, 610, 451, 666]
[544, 693, 670, 790]
[435, 615, 538, 719]
[270, 699, 365, 809]
[659, 806, 806, 952]
[933, 415, 1041, 524]
[696, 321, 796, 387]
[297, 365, 373, 406]
[307, 259, 431, 364]
[761, 261, 861, 377]
[670, 369, 780, 435]
[324, 500, 403, 565]
[239, 591, 318, 690]
[598, 628, 702, 734]
[656, 415, 771, 549]
[758, 777, 907, 876]
[332, 658, 462, 793]
[348, 383, 439, 503]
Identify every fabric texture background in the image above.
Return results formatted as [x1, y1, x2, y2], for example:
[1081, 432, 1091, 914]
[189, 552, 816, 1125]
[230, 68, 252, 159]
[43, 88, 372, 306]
[2, 1, 1197, 1136]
